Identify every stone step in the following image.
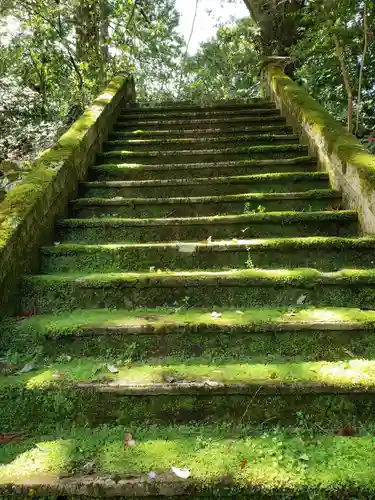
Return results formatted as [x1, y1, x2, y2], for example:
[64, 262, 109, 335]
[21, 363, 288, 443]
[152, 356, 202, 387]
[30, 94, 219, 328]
[55, 211, 358, 244]
[104, 134, 300, 152]
[99, 144, 308, 165]
[90, 157, 317, 181]
[119, 107, 279, 120]
[70, 190, 341, 219]
[22, 266, 372, 312]
[123, 100, 276, 112]
[81, 172, 329, 198]
[110, 123, 293, 139]
[41, 236, 375, 273]
[2, 422, 375, 498]
[114, 114, 286, 131]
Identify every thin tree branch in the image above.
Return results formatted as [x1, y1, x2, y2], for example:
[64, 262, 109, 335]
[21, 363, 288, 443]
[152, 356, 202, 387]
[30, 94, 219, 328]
[355, 1, 368, 135]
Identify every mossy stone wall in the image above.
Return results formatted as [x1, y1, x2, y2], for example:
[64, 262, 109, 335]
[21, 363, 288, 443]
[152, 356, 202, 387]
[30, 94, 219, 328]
[262, 62, 375, 235]
[0, 74, 136, 317]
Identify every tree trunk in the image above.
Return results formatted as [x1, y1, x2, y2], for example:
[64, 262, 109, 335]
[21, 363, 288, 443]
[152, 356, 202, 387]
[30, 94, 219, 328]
[242, 0, 305, 56]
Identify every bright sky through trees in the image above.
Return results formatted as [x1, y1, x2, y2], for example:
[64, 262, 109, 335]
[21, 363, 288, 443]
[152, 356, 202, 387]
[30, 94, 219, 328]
[175, 0, 249, 54]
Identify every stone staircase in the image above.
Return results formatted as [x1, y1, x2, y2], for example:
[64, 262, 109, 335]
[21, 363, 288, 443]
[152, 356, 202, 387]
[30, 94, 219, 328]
[2, 99, 375, 497]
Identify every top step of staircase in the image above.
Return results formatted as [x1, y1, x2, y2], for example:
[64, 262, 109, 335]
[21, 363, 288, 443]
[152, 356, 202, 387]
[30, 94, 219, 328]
[127, 100, 275, 113]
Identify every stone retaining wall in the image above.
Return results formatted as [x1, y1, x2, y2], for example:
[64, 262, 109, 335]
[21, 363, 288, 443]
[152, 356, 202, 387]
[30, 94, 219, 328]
[0, 74, 136, 316]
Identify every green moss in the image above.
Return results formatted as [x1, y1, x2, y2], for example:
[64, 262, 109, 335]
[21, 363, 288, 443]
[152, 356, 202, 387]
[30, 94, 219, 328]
[40, 236, 375, 273]
[3, 422, 375, 497]
[20, 267, 375, 312]
[265, 65, 375, 195]
[90, 156, 317, 180]
[100, 143, 307, 160]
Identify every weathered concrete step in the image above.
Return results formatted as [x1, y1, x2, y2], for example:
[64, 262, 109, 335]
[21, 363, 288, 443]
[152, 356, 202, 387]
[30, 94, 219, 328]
[99, 144, 308, 165]
[41, 236, 375, 273]
[90, 157, 317, 181]
[82, 172, 329, 198]
[10, 307, 375, 339]
[110, 123, 293, 139]
[22, 266, 373, 312]
[70, 190, 341, 219]
[123, 100, 276, 112]
[55, 211, 358, 243]
[104, 134, 300, 152]
[119, 107, 279, 120]
[115, 114, 286, 131]
[3, 422, 375, 498]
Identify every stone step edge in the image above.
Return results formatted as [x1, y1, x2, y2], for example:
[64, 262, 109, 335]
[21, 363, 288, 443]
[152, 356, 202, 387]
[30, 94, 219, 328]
[57, 210, 356, 227]
[115, 116, 285, 126]
[119, 108, 279, 120]
[128, 100, 275, 112]
[75, 380, 375, 395]
[70, 189, 340, 207]
[41, 236, 375, 255]
[83, 171, 327, 188]
[105, 134, 299, 146]
[2, 471, 370, 498]
[90, 156, 316, 171]
[100, 144, 306, 158]
[24, 267, 375, 287]
[110, 125, 293, 137]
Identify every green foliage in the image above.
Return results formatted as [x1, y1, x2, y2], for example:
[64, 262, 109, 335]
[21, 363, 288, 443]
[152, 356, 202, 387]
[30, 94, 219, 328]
[0, 0, 184, 162]
[291, 0, 375, 148]
[179, 17, 261, 104]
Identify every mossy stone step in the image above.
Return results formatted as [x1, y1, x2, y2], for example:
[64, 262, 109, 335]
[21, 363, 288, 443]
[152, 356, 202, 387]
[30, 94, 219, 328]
[40, 236, 375, 273]
[104, 134, 300, 152]
[99, 144, 307, 165]
[4, 422, 375, 498]
[110, 123, 294, 139]
[82, 172, 329, 198]
[90, 157, 317, 181]
[55, 211, 358, 243]
[21, 267, 375, 312]
[70, 190, 341, 219]
[130, 99, 275, 111]
[119, 107, 279, 120]
[115, 115, 286, 131]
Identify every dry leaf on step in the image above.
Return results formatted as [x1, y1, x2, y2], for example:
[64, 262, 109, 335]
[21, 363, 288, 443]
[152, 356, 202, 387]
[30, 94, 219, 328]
[124, 432, 136, 447]
[178, 243, 197, 254]
[297, 294, 307, 305]
[342, 348, 355, 358]
[334, 425, 357, 437]
[171, 466, 191, 479]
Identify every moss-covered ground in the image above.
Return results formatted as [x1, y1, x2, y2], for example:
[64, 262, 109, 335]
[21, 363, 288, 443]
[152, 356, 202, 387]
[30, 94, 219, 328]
[3, 98, 375, 497]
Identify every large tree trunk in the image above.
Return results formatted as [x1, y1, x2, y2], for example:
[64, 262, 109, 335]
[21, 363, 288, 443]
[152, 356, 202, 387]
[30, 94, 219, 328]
[242, 0, 305, 56]
[76, 0, 106, 90]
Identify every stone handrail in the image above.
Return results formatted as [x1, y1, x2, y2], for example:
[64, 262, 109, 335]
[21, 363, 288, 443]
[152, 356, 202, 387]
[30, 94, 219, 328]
[262, 62, 375, 234]
[0, 74, 136, 316]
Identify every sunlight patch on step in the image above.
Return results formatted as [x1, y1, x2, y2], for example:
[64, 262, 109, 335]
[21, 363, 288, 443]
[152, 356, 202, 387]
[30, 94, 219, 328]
[0, 440, 70, 482]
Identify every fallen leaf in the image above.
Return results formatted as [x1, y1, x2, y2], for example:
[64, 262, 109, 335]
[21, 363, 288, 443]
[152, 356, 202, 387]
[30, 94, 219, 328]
[0, 431, 27, 445]
[17, 363, 36, 374]
[334, 425, 357, 437]
[171, 466, 190, 479]
[81, 461, 96, 474]
[240, 458, 247, 469]
[149, 266, 156, 272]
[235, 310, 244, 315]
[53, 241, 60, 246]
[211, 311, 222, 319]
[136, 314, 161, 321]
[297, 294, 307, 305]
[124, 432, 136, 447]
[107, 365, 119, 374]
[178, 243, 197, 254]
[148, 471, 157, 480]
[299, 454, 310, 461]
[342, 348, 355, 358]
